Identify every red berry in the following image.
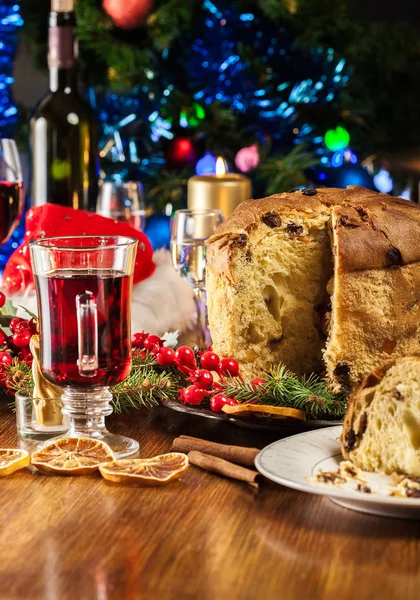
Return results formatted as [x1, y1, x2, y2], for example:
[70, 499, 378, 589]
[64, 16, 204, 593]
[0, 291, 6, 308]
[200, 351, 220, 371]
[218, 357, 239, 377]
[28, 318, 38, 334]
[175, 346, 197, 370]
[14, 321, 30, 333]
[0, 352, 12, 366]
[226, 398, 238, 406]
[12, 330, 32, 348]
[144, 335, 163, 350]
[188, 369, 213, 389]
[156, 347, 176, 367]
[132, 331, 148, 349]
[179, 385, 207, 405]
[9, 317, 24, 333]
[210, 394, 228, 413]
[251, 378, 266, 388]
[0, 329, 7, 346]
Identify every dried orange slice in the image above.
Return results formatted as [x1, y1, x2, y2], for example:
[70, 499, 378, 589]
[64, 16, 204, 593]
[0, 449, 30, 476]
[222, 403, 306, 421]
[31, 437, 115, 475]
[99, 452, 189, 486]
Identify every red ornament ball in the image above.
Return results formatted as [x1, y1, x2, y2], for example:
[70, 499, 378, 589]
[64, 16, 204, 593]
[200, 351, 220, 372]
[166, 137, 197, 167]
[156, 347, 176, 367]
[0, 291, 6, 308]
[143, 335, 163, 350]
[251, 378, 266, 388]
[103, 0, 154, 29]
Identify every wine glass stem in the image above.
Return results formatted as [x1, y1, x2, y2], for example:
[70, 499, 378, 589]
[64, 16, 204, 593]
[193, 287, 207, 349]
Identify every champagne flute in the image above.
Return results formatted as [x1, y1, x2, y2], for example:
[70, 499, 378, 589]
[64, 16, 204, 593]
[170, 209, 224, 348]
[97, 181, 146, 231]
[0, 139, 24, 245]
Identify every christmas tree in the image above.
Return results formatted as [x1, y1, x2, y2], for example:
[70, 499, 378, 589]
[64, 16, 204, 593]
[19, 0, 420, 212]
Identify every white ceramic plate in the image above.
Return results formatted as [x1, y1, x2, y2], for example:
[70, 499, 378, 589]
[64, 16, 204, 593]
[255, 426, 420, 519]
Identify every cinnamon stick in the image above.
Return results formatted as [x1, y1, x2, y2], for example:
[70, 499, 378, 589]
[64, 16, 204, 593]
[172, 435, 259, 467]
[188, 450, 260, 488]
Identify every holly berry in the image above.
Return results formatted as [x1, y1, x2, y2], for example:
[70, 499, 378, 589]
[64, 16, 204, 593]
[156, 347, 176, 367]
[200, 351, 220, 371]
[218, 357, 239, 377]
[12, 330, 32, 348]
[0, 351, 12, 366]
[251, 378, 266, 388]
[0, 329, 7, 346]
[143, 335, 163, 350]
[28, 318, 38, 334]
[175, 346, 197, 372]
[14, 321, 30, 333]
[9, 317, 24, 333]
[132, 331, 148, 349]
[0, 291, 6, 308]
[179, 385, 207, 405]
[225, 398, 238, 406]
[210, 394, 228, 413]
[188, 369, 213, 390]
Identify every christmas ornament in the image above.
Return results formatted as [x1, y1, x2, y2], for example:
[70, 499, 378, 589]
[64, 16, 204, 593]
[166, 137, 196, 167]
[235, 144, 260, 173]
[103, 0, 154, 29]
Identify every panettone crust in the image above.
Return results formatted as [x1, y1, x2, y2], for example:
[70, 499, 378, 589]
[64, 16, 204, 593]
[206, 186, 420, 389]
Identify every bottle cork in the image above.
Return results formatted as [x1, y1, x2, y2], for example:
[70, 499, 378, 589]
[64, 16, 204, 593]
[51, 0, 74, 11]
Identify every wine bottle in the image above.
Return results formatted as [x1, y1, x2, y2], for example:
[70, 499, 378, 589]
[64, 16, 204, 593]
[29, 0, 98, 211]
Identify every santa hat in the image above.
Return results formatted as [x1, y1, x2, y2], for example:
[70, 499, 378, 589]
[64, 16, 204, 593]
[2, 204, 195, 335]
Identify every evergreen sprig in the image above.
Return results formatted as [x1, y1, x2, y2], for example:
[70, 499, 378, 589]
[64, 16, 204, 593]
[6, 351, 345, 420]
[222, 365, 346, 420]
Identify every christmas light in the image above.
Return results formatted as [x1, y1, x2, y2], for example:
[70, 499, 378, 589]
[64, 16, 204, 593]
[196, 152, 217, 175]
[0, 1, 22, 136]
[324, 126, 350, 151]
[373, 169, 393, 194]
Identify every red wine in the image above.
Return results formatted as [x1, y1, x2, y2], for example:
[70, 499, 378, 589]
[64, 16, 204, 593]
[0, 181, 23, 244]
[35, 270, 132, 387]
[29, 0, 98, 210]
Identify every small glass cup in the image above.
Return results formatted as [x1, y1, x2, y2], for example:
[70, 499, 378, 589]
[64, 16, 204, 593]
[170, 209, 224, 348]
[97, 181, 146, 231]
[15, 392, 69, 440]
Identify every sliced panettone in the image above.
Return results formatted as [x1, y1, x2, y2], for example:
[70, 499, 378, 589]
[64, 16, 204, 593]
[341, 357, 420, 477]
[206, 186, 420, 392]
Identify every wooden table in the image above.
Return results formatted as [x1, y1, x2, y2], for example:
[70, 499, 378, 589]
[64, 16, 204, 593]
[1, 404, 420, 600]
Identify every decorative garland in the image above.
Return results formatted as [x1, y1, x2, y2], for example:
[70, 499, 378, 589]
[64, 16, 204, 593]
[1, 313, 346, 420]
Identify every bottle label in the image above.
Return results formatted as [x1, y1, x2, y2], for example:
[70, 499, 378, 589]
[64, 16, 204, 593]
[48, 26, 76, 69]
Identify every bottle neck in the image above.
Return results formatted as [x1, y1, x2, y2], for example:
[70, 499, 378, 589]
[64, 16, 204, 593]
[48, 10, 78, 93]
[49, 67, 78, 93]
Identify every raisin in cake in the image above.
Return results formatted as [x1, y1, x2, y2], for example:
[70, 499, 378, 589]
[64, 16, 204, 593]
[206, 186, 420, 392]
[341, 357, 420, 476]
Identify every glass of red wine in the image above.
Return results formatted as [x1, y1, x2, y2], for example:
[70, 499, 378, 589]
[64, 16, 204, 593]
[29, 235, 139, 458]
[0, 139, 24, 245]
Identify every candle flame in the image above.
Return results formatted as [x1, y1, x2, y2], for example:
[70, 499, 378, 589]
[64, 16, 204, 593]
[216, 156, 226, 176]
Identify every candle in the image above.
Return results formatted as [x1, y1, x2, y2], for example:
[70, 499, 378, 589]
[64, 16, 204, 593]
[187, 157, 251, 217]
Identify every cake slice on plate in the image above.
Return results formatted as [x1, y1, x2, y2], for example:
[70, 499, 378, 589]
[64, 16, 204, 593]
[341, 357, 420, 477]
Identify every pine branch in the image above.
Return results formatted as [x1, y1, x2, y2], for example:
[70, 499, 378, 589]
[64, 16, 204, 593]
[222, 364, 346, 420]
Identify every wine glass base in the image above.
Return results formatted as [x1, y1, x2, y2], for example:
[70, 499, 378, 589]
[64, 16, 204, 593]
[36, 430, 140, 459]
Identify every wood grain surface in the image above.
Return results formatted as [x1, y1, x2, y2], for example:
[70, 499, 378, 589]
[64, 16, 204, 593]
[0, 403, 420, 600]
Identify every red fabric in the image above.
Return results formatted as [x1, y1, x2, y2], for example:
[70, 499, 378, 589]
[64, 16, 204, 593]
[2, 204, 155, 295]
